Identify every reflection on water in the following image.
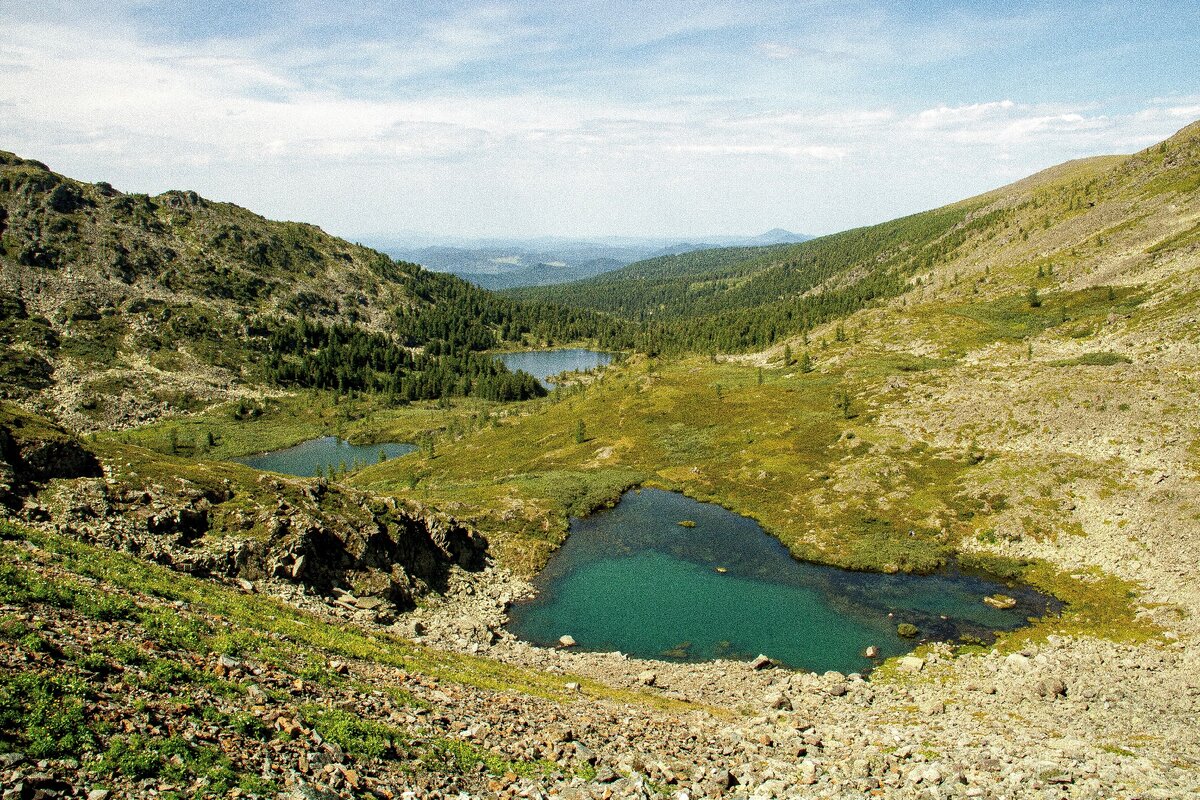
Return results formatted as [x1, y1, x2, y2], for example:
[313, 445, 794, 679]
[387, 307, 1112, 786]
[497, 349, 613, 389]
[507, 488, 1059, 672]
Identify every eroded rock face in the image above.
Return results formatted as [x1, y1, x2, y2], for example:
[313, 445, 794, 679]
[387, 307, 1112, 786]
[0, 406, 488, 612]
[0, 406, 101, 508]
[33, 472, 489, 611]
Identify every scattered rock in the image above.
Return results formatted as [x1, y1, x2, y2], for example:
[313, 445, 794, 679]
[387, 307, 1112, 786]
[750, 654, 774, 670]
[766, 692, 792, 710]
[1005, 653, 1031, 669]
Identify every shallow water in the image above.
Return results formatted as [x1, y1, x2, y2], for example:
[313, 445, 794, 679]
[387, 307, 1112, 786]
[496, 348, 612, 389]
[507, 488, 1058, 673]
[232, 436, 416, 478]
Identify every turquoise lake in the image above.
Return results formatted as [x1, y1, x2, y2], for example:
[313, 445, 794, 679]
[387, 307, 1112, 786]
[506, 488, 1058, 673]
[497, 348, 613, 389]
[232, 436, 416, 478]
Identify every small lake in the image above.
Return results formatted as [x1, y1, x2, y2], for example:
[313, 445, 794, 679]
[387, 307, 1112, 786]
[232, 436, 416, 478]
[497, 348, 613, 389]
[507, 489, 1058, 673]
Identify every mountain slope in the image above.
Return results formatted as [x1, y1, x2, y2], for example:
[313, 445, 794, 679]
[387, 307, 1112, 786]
[1, 125, 1199, 800]
[510, 122, 1199, 354]
[0, 153, 631, 429]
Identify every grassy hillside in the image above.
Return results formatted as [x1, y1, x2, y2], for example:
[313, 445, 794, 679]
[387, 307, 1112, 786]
[508, 124, 1198, 356]
[1, 124, 1197, 800]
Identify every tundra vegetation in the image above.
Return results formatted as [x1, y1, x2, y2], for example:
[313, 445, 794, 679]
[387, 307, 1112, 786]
[0, 121, 1198, 796]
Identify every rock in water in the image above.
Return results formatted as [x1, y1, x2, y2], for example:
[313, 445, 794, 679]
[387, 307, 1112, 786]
[558, 634, 577, 647]
[751, 654, 774, 670]
[983, 593, 1018, 609]
[864, 645, 880, 658]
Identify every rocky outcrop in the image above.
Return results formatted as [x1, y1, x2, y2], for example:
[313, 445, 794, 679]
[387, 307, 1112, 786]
[28, 470, 488, 613]
[0, 403, 100, 509]
[0, 407, 488, 613]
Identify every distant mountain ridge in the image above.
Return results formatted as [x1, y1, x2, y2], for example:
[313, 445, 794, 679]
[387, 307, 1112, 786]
[367, 230, 812, 289]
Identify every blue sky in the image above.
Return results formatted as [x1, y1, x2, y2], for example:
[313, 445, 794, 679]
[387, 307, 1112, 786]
[2, 1, 1197, 239]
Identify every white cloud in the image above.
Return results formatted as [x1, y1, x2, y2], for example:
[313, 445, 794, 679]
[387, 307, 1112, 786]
[1, 9, 1196, 238]
[757, 42, 799, 60]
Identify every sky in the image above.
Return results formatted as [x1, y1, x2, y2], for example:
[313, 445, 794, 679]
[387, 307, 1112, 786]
[2, 1, 1198, 240]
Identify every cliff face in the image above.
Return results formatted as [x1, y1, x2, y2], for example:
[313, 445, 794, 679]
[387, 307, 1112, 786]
[0, 403, 488, 614]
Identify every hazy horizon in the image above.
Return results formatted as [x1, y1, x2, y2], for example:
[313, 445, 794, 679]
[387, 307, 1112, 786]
[3, 1, 1197, 241]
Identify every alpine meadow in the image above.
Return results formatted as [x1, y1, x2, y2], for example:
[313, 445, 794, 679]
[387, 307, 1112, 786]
[2, 3, 1199, 799]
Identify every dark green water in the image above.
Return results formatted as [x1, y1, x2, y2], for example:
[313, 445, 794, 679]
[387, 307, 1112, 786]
[507, 489, 1058, 673]
[232, 436, 416, 478]
[497, 348, 612, 389]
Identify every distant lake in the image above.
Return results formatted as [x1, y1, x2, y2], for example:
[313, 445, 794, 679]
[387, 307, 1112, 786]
[497, 348, 613, 389]
[232, 436, 416, 478]
[507, 488, 1058, 673]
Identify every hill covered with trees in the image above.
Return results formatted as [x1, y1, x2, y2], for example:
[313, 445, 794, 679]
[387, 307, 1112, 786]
[508, 122, 1199, 355]
[0, 152, 634, 428]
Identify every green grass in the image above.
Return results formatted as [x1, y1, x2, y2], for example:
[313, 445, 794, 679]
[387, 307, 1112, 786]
[0, 520, 695, 712]
[297, 705, 399, 759]
[101, 388, 513, 466]
[944, 286, 1146, 351]
[347, 354, 988, 575]
[958, 553, 1161, 647]
[95, 733, 245, 796]
[0, 669, 95, 758]
[1051, 351, 1132, 367]
[420, 737, 558, 780]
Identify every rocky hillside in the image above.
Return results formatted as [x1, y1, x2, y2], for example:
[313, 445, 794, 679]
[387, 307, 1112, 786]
[0, 153, 628, 431]
[0, 153, 418, 422]
[0, 152, 420, 326]
[0, 402, 489, 616]
[1, 123, 1198, 800]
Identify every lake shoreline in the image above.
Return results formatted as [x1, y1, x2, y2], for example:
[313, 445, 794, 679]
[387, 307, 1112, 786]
[505, 487, 1058, 673]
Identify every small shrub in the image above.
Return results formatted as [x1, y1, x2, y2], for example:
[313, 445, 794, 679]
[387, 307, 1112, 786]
[297, 705, 398, 759]
[0, 671, 94, 757]
[1051, 352, 1131, 367]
